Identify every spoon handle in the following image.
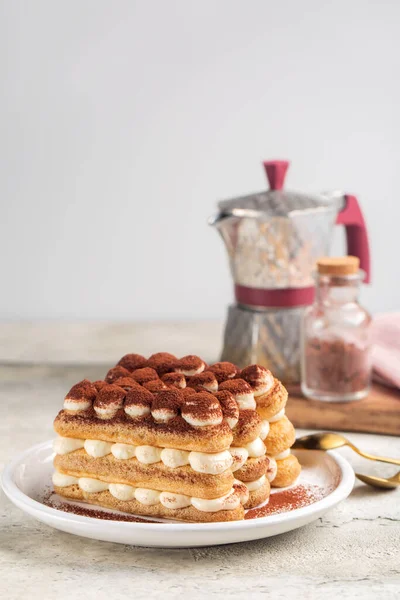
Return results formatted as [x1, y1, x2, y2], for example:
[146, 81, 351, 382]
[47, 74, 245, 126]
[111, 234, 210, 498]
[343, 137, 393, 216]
[348, 443, 400, 466]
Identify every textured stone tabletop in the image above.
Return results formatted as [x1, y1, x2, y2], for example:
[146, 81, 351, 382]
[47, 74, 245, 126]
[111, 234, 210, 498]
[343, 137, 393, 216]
[0, 323, 399, 599]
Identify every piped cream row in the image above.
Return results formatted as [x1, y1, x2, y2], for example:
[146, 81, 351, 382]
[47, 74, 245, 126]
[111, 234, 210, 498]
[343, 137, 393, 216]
[53, 436, 267, 475]
[52, 471, 245, 512]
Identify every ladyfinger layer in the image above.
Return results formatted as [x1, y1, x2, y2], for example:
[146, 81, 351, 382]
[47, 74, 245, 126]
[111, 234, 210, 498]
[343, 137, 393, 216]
[54, 409, 232, 453]
[54, 451, 234, 499]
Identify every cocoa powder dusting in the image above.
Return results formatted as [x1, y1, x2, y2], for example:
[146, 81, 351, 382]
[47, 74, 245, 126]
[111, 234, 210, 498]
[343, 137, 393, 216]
[186, 372, 217, 390]
[175, 355, 205, 371]
[93, 380, 108, 392]
[94, 384, 126, 408]
[214, 390, 239, 420]
[239, 364, 270, 388]
[66, 379, 98, 401]
[219, 378, 253, 396]
[180, 387, 197, 398]
[117, 353, 147, 372]
[43, 492, 162, 524]
[245, 484, 327, 519]
[208, 362, 238, 383]
[105, 366, 132, 384]
[151, 389, 182, 412]
[161, 372, 186, 388]
[181, 392, 221, 422]
[146, 353, 177, 376]
[143, 380, 168, 392]
[130, 367, 159, 384]
[113, 377, 142, 391]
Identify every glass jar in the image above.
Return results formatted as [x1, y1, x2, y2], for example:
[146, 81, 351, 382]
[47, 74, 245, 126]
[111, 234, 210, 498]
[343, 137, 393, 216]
[301, 256, 371, 402]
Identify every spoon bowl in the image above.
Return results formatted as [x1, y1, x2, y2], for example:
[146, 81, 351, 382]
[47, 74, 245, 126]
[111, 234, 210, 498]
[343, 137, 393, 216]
[293, 432, 347, 451]
[293, 432, 400, 466]
[355, 472, 400, 490]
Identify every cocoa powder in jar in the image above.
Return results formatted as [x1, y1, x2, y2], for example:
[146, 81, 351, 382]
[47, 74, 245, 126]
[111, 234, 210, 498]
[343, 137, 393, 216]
[304, 335, 371, 394]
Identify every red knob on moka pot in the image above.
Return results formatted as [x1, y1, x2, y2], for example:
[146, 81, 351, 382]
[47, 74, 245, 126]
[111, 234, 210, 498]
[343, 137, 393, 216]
[263, 160, 289, 191]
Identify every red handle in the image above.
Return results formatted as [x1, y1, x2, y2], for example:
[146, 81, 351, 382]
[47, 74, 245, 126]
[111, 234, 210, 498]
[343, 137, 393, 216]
[336, 195, 371, 283]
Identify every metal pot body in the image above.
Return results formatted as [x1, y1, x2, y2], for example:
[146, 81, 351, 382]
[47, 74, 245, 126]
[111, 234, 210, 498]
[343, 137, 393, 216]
[221, 304, 306, 384]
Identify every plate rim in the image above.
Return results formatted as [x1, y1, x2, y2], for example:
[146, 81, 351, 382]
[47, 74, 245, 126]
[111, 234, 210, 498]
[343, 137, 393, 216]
[1, 439, 355, 533]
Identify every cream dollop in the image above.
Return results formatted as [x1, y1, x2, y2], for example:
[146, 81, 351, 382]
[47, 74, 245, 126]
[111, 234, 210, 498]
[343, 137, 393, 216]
[202, 381, 218, 393]
[226, 415, 239, 430]
[151, 407, 177, 422]
[124, 404, 151, 418]
[52, 471, 79, 487]
[235, 393, 256, 410]
[229, 447, 249, 472]
[93, 405, 118, 419]
[63, 399, 91, 411]
[53, 436, 85, 455]
[78, 477, 109, 493]
[175, 364, 205, 376]
[135, 445, 162, 464]
[233, 480, 250, 505]
[191, 489, 240, 512]
[84, 439, 113, 458]
[160, 448, 190, 469]
[159, 491, 192, 509]
[181, 395, 223, 427]
[181, 411, 223, 427]
[188, 450, 233, 475]
[134, 488, 160, 506]
[253, 372, 275, 397]
[245, 437, 266, 458]
[109, 483, 136, 501]
[269, 408, 286, 423]
[111, 443, 136, 460]
[274, 448, 291, 460]
[245, 474, 266, 491]
[259, 420, 270, 440]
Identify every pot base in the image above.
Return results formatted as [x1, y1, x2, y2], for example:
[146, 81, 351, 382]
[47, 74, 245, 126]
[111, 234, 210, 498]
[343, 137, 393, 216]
[221, 304, 304, 384]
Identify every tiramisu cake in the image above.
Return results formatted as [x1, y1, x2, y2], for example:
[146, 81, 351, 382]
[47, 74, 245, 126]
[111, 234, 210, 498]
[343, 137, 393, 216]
[52, 353, 301, 522]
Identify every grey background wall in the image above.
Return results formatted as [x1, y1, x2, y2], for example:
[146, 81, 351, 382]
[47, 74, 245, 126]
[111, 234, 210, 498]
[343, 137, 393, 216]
[1, 0, 399, 320]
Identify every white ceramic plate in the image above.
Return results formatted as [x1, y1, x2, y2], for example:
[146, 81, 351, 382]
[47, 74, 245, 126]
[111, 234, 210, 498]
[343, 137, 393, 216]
[1, 441, 354, 547]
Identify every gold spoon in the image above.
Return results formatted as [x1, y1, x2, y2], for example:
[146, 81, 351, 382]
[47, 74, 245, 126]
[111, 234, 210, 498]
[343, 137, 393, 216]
[293, 432, 400, 466]
[355, 471, 400, 490]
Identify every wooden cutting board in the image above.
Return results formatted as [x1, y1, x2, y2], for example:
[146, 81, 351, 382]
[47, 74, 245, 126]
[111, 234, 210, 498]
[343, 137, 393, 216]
[285, 383, 400, 436]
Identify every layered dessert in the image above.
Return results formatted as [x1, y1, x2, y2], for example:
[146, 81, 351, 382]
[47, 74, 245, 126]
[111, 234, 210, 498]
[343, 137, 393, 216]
[52, 353, 300, 522]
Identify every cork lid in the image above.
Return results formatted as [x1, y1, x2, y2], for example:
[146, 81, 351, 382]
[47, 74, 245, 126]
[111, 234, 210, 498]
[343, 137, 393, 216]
[317, 256, 360, 276]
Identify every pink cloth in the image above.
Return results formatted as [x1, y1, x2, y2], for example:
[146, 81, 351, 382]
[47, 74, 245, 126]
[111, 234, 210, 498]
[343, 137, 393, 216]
[371, 313, 400, 389]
